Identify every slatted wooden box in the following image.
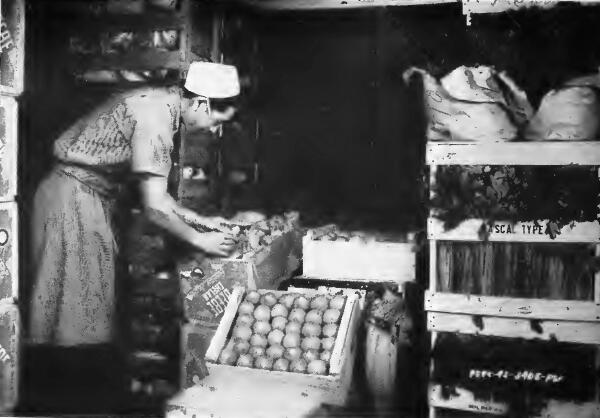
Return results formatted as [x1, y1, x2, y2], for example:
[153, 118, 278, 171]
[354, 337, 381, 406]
[0, 300, 19, 412]
[198, 286, 361, 416]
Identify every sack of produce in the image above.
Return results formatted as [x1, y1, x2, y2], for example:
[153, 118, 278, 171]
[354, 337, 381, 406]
[524, 73, 600, 141]
[403, 65, 533, 142]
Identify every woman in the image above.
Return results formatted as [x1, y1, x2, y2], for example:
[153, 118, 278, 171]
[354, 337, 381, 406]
[22, 62, 241, 414]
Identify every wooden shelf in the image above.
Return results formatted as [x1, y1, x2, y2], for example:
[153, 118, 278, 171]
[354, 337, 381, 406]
[425, 291, 600, 323]
[70, 50, 184, 71]
[428, 218, 600, 243]
[57, 11, 186, 33]
[426, 141, 600, 166]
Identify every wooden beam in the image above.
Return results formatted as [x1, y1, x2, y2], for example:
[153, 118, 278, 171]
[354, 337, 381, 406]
[426, 141, 600, 166]
[70, 50, 183, 71]
[425, 291, 600, 322]
[428, 312, 600, 345]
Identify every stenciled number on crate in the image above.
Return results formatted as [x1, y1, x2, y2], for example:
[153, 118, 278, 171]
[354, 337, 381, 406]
[0, 342, 11, 363]
[202, 282, 231, 317]
[469, 368, 565, 384]
[0, 229, 8, 246]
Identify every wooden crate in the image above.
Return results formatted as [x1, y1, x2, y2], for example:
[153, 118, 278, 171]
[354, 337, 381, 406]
[0, 96, 17, 202]
[429, 333, 600, 418]
[302, 232, 416, 284]
[0, 202, 17, 301]
[177, 286, 361, 417]
[0, 300, 19, 412]
[0, 0, 25, 95]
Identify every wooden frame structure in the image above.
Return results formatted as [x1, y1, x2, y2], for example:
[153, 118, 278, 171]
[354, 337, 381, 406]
[426, 141, 600, 418]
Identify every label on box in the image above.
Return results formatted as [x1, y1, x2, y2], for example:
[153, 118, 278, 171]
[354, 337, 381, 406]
[0, 203, 17, 300]
[179, 259, 248, 329]
[0, 302, 18, 412]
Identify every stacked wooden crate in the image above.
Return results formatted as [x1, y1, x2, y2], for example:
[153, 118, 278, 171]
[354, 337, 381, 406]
[426, 142, 600, 418]
[0, 0, 23, 413]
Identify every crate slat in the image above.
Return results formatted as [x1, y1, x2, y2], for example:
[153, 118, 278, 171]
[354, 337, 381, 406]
[329, 293, 359, 376]
[428, 312, 600, 345]
[429, 384, 600, 417]
[429, 384, 508, 415]
[240, 0, 455, 10]
[425, 291, 600, 322]
[428, 218, 600, 243]
[427, 141, 600, 166]
[204, 286, 245, 364]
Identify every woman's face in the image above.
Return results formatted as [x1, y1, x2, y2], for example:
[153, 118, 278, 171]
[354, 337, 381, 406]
[182, 98, 236, 133]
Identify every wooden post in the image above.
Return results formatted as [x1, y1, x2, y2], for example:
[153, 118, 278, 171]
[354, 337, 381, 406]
[428, 164, 438, 418]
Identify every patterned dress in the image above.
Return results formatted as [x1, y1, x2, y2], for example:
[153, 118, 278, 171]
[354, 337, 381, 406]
[29, 86, 181, 346]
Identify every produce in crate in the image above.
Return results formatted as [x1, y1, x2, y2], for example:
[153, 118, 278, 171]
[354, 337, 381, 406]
[217, 290, 347, 375]
[271, 317, 287, 331]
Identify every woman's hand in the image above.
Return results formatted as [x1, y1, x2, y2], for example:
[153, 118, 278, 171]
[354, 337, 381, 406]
[195, 232, 238, 257]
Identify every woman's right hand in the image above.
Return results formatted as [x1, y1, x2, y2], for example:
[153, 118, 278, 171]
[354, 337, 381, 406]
[196, 232, 238, 257]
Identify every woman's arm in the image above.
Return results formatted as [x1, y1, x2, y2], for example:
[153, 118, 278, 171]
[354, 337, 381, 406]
[138, 175, 237, 256]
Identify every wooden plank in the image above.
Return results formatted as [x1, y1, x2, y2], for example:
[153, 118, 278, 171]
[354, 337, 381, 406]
[204, 286, 245, 363]
[430, 384, 600, 418]
[0, 203, 17, 301]
[425, 291, 600, 322]
[330, 294, 359, 375]
[0, 0, 25, 96]
[240, 0, 455, 10]
[0, 97, 18, 202]
[427, 141, 600, 166]
[427, 312, 600, 345]
[428, 218, 600, 243]
[302, 234, 415, 284]
[429, 384, 508, 415]
[70, 50, 183, 71]
[57, 11, 185, 33]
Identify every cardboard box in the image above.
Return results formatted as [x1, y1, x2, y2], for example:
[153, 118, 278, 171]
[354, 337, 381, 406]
[0, 301, 19, 412]
[0, 202, 17, 301]
[0, 97, 17, 201]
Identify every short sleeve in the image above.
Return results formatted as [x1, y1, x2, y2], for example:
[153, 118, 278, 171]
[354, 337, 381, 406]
[129, 98, 175, 177]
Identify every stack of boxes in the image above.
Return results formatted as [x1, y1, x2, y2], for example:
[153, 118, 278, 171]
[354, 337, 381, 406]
[0, 0, 24, 413]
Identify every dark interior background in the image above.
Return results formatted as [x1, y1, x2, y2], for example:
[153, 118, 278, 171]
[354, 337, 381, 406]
[22, 2, 600, 234]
